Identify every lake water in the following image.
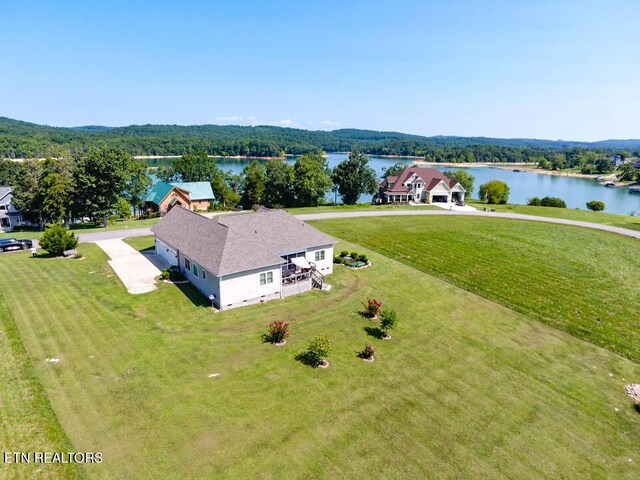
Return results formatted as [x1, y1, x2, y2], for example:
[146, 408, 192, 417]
[145, 153, 640, 215]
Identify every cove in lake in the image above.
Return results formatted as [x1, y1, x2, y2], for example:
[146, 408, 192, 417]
[146, 153, 640, 215]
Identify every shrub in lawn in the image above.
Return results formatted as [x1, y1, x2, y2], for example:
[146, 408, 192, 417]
[161, 269, 170, 280]
[39, 224, 78, 257]
[359, 343, 375, 360]
[380, 309, 398, 339]
[342, 257, 351, 265]
[586, 200, 605, 211]
[350, 251, 358, 259]
[527, 197, 542, 206]
[540, 196, 567, 208]
[365, 298, 382, 319]
[334, 255, 342, 264]
[268, 321, 290, 344]
[307, 334, 331, 366]
[340, 250, 349, 257]
[357, 254, 368, 263]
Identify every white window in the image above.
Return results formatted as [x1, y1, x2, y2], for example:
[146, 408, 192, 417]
[315, 250, 325, 262]
[185, 258, 191, 271]
[260, 272, 273, 285]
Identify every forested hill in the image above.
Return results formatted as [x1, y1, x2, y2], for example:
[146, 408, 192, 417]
[1, 116, 639, 162]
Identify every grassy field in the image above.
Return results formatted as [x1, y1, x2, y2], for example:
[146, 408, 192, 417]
[287, 203, 440, 214]
[467, 202, 640, 231]
[0, 291, 83, 479]
[312, 216, 640, 362]
[1, 234, 639, 479]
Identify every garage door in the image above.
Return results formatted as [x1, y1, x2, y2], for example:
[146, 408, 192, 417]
[156, 239, 178, 266]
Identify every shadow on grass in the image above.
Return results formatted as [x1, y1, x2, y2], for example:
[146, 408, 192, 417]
[634, 404, 640, 415]
[356, 309, 373, 320]
[295, 351, 319, 368]
[174, 282, 209, 308]
[364, 326, 384, 339]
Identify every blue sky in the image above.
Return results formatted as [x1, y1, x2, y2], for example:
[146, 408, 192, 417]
[1, 0, 638, 140]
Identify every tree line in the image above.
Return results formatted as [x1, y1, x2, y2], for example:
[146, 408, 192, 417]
[3, 116, 639, 163]
[155, 151, 379, 209]
[1, 149, 150, 227]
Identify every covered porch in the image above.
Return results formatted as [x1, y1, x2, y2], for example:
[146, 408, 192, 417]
[281, 251, 312, 297]
[384, 192, 413, 203]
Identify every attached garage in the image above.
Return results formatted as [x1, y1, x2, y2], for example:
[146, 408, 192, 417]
[155, 239, 178, 266]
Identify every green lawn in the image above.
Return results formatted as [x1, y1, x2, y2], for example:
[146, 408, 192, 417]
[467, 202, 640, 231]
[286, 203, 440, 214]
[1, 233, 639, 478]
[0, 290, 83, 479]
[0, 217, 160, 240]
[312, 216, 640, 362]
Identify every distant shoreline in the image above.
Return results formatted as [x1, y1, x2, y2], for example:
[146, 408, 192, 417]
[493, 165, 598, 179]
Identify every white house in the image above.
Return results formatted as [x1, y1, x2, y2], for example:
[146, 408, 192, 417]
[0, 187, 34, 232]
[378, 167, 466, 205]
[150, 207, 337, 310]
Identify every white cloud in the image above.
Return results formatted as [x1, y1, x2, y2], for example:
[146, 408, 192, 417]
[320, 120, 340, 126]
[215, 116, 292, 127]
[215, 115, 244, 122]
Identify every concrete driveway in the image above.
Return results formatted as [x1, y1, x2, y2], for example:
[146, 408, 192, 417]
[94, 238, 168, 294]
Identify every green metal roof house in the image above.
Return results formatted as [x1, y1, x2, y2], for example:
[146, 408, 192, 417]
[145, 181, 214, 214]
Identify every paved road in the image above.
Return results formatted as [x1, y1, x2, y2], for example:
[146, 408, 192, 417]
[76, 210, 640, 243]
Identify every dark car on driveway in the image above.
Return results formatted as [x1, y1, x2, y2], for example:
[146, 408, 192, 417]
[0, 238, 33, 252]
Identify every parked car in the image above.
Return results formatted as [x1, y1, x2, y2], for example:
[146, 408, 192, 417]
[0, 238, 33, 252]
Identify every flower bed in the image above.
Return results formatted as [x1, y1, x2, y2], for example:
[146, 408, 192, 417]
[334, 251, 371, 269]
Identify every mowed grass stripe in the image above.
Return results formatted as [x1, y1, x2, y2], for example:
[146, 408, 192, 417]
[312, 216, 640, 362]
[0, 288, 84, 480]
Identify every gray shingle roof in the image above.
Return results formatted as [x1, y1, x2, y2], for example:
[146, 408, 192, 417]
[0, 186, 12, 201]
[151, 207, 336, 276]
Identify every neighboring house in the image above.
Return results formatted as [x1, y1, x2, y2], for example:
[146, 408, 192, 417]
[610, 155, 623, 167]
[0, 187, 34, 232]
[151, 207, 337, 310]
[144, 181, 215, 214]
[377, 167, 466, 204]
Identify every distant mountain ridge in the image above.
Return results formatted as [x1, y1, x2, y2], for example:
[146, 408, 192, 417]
[1, 116, 639, 160]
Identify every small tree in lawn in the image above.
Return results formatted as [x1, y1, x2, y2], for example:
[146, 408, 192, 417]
[267, 321, 290, 345]
[39, 224, 78, 257]
[359, 343, 375, 361]
[380, 309, 398, 340]
[365, 298, 382, 319]
[586, 200, 605, 211]
[307, 334, 331, 367]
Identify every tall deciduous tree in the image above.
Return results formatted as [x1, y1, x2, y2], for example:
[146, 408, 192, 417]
[11, 160, 43, 225]
[126, 160, 152, 216]
[381, 162, 408, 178]
[293, 154, 332, 207]
[73, 147, 132, 226]
[443, 170, 475, 196]
[264, 161, 294, 208]
[41, 172, 73, 223]
[172, 151, 219, 182]
[240, 160, 267, 208]
[331, 152, 378, 205]
[479, 180, 510, 204]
